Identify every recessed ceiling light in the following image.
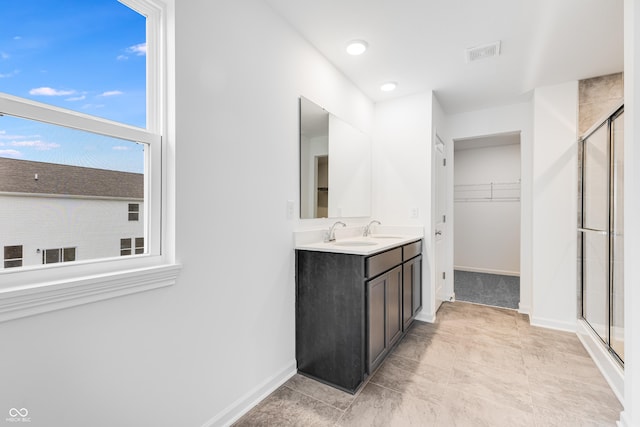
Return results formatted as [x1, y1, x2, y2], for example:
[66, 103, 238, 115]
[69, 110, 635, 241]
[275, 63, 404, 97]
[346, 40, 368, 56]
[380, 82, 397, 92]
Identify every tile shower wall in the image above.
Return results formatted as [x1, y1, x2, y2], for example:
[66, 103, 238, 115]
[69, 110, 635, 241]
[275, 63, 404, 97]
[579, 72, 624, 136]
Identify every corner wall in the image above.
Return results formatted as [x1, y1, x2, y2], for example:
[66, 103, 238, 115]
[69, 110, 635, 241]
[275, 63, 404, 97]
[531, 81, 579, 330]
[372, 92, 434, 318]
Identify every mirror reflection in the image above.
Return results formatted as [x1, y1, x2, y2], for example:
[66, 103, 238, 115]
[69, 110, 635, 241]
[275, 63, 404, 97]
[299, 97, 371, 219]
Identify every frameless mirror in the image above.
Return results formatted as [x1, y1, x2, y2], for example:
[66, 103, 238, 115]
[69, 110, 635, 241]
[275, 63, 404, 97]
[299, 97, 371, 219]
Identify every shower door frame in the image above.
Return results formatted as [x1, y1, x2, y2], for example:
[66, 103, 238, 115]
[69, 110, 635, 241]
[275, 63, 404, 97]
[578, 103, 624, 367]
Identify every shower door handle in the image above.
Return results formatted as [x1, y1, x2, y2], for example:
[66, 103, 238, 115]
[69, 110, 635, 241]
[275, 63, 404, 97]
[577, 228, 608, 235]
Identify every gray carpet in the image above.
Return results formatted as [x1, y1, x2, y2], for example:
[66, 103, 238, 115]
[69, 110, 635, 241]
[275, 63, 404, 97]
[454, 270, 520, 309]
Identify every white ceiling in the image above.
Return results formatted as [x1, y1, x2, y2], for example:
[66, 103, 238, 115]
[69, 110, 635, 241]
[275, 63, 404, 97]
[265, 0, 624, 114]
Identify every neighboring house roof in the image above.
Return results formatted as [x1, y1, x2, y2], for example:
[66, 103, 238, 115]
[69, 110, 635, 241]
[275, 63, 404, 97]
[0, 157, 143, 199]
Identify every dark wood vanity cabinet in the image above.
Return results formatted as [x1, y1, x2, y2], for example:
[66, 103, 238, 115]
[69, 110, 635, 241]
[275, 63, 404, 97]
[295, 239, 422, 393]
[367, 264, 403, 373]
[402, 241, 423, 330]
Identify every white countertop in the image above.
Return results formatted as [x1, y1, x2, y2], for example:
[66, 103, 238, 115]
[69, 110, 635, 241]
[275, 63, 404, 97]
[295, 233, 423, 256]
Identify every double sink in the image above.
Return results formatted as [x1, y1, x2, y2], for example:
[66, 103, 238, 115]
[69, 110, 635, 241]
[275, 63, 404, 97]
[296, 233, 422, 255]
[333, 235, 403, 246]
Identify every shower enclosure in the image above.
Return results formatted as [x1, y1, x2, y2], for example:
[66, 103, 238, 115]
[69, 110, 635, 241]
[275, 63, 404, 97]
[578, 103, 624, 365]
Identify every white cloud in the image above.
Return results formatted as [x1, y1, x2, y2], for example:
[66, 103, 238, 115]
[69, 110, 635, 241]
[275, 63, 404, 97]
[126, 42, 146, 56]
[9, 140, 61, 151]
[112, 146, 130, 151]
[0, 149, 22, 157]
[1, 52, 9, 60]
[0, 69, 18, 78]
[13, 36, 21, 40]
[117, 54, 128, 61]
[100, 90, 123, 97]
[0, 131, 38, 140]
[66, 95, 86, 101]
[29, 87, 75, 96]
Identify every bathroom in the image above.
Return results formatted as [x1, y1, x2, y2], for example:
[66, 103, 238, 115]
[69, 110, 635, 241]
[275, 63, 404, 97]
[1, 0, 639, 426]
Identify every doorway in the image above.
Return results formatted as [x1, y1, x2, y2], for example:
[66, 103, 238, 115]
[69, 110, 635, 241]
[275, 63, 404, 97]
[452, 132, 522, 309]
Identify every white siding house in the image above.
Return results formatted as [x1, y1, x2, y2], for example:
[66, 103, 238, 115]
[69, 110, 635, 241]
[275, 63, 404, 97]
[0, 157, 144, 269]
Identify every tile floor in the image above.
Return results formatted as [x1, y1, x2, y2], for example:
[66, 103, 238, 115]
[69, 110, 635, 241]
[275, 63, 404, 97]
[233, 301, 622, 426]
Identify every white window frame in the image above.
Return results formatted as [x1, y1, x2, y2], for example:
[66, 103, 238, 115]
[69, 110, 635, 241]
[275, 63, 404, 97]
[0, 0, 178, 323]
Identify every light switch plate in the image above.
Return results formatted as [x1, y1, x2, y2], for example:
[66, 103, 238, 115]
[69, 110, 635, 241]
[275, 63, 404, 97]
[286, 200, 295, 219]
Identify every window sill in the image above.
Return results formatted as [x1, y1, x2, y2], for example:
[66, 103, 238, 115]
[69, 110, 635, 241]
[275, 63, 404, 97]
[0, 263, 181, 323]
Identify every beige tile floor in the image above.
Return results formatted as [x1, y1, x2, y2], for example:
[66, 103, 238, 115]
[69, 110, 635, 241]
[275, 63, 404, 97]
[233, 301, 622, 427]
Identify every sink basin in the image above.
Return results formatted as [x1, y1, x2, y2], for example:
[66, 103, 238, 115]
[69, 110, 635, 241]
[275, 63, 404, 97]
[333, 240, 378, 247]
[370, 235, 402, 239]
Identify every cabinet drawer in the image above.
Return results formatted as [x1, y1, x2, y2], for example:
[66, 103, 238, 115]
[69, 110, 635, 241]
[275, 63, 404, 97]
[366, 247, 402, 278]
[403, 240, 422, 261]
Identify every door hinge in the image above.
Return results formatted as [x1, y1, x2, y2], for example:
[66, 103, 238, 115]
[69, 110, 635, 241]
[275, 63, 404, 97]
[443, 215, 446, 223]
[442, 272, 446, 280]
[443, 158, 447, 166]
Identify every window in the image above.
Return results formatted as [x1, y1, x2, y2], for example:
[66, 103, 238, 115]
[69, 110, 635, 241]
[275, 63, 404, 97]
[42, 247, 76, 264]
[135, 237, 145, 254]
[0, 0, 179, 323]
[121, 237, 144, 256]
[121, 238, 132, 256]
[4, 245, 23, 269]
[129, 203, 140, 221]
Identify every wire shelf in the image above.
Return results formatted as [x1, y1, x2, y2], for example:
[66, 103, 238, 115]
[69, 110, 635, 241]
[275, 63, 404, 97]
[454, 181, 520, 202]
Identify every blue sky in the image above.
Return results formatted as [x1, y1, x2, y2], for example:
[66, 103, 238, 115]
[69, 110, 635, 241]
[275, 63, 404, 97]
[0, 0, 146, 173]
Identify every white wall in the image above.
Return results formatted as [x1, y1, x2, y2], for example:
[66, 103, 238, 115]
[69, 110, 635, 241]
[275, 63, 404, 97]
[454, 143, 521, 275]
[373, 92, 433, 319]
[0, 196, 144, 266]
[622, 1, 640, 425]
[447, 101, 533, 313]
[0, 1, 374, 426]
[531, 81, 579, 331]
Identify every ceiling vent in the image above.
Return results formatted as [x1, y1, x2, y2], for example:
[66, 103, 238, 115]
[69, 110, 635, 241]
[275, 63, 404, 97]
[465, 41, 501, 63]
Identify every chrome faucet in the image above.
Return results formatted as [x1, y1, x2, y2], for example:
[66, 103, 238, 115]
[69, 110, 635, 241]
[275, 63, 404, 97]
[325, 221, 346, 242]
[363, 220, 381, 237]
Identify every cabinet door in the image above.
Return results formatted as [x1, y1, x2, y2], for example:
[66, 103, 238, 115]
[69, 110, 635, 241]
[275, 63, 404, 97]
[412, 255, 423, 316]
[402, 261, 414, 330]
[367, 275, 386, 372]
[387, 266, 403, 347]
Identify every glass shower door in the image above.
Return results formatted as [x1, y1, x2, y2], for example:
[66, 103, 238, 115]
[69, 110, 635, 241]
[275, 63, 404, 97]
[579, 105, 624, 364]
[581, 123, 610, 344]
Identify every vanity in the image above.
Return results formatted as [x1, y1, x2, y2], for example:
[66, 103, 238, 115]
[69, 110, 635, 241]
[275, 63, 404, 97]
[295, 235, 422, 394]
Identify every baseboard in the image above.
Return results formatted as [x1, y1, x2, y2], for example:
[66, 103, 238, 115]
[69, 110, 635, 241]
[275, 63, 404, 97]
[439, 292, 455, 303]
[454, 265, 520, 277]
[202, 360, 297, 427]
[576, 319, 624, 405]
[529, 315, 576, 332]
[518, 303, 530, 315]
[415, 310, 435, 323]
[617, 411, 638, 427]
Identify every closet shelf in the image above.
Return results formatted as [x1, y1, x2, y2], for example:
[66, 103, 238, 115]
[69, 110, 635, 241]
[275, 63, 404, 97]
[454, 181, 520, 202]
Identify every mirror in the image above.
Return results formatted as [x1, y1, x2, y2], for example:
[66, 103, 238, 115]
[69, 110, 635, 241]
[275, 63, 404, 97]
[299, 97, 372, 218]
